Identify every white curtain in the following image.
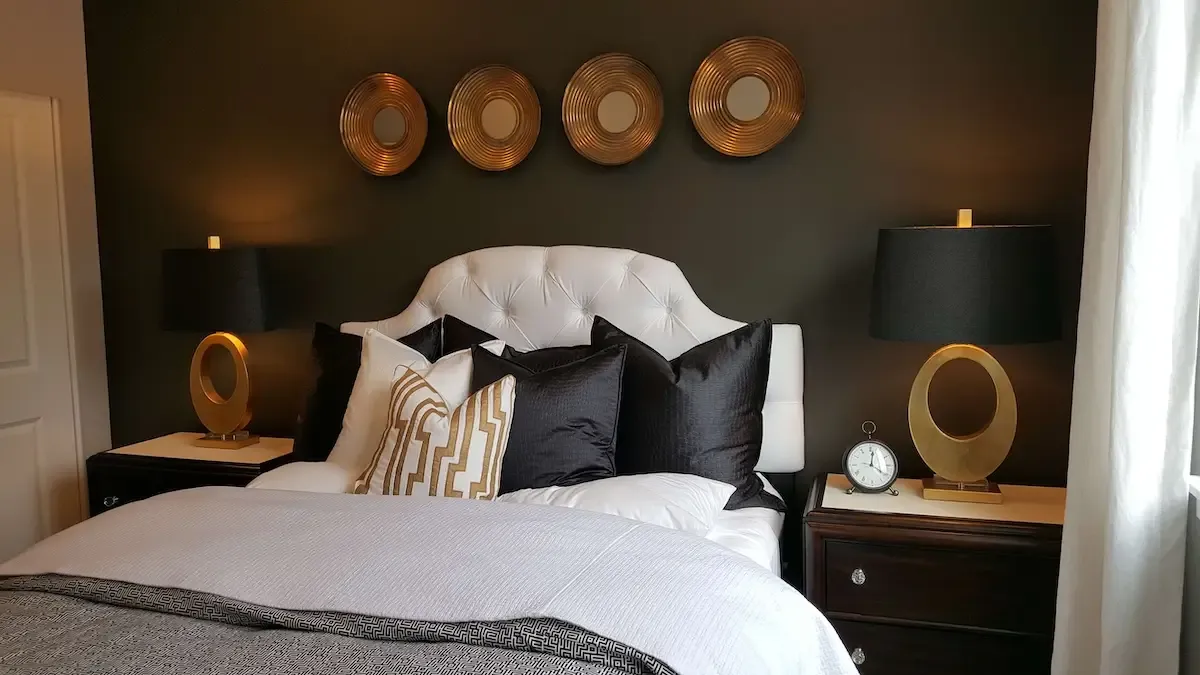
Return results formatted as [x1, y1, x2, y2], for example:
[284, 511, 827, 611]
[1053, 0, 1200, 673]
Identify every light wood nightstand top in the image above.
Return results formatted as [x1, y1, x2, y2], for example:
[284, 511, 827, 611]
[821, 474, 1066, 525]
[108, 433, 293, 465]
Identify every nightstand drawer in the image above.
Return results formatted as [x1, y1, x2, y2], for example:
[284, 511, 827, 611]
[831, 619, 1051, 675]
[88, 463, 260, 515]
[825, 540, 1058, 634]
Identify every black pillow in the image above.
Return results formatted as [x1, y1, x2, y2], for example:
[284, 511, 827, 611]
[443, 316, 594, 369]
[471, 344, 626, 495]
[441, 315, 505, 354]
[591, 316, 783, 511]
[291, 320, 442, 461]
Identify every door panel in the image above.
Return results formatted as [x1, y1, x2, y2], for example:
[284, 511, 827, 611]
[0, 122, 30, 366]
[0, 91, 81, 561]
[0, 420, 42, 562]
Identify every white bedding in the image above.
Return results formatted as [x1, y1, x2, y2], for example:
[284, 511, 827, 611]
[708, 506, 785, 574]
[0, 487, 854, 675]
[249, 463, 788, 573]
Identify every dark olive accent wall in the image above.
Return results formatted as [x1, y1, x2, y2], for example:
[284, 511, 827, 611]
[83, 0, 1096, 488]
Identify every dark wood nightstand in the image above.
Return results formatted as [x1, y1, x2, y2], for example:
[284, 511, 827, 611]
[87, 433, 294, 516]
[804, 473, 1065, 675]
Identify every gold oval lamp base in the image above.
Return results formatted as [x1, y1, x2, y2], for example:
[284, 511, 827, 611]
[189, 332, 258, 449]
[909, 343, 1016, 504]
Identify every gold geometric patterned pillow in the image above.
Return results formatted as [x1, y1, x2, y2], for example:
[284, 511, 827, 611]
[354, 367, 516, 498]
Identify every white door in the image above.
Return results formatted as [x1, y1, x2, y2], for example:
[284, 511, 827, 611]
[0, 91, 82, 562]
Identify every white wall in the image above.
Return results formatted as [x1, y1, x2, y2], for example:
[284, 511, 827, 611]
[0, 0, 110, 464]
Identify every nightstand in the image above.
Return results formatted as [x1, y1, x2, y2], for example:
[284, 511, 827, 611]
[803, 473, 1065, 675]
[87, 433, 294, 516]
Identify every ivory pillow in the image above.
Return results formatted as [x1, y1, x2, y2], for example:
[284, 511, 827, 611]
[496, 473, 737, 535]
[327, 328, 503, 473]
[355, 369, 517, 498]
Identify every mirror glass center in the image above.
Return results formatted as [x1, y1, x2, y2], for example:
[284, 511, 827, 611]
[373, 107, 407, 146]
[597, 91, 637, 133]
[726, 76, 771, 122]
[481, 98, 518, 140]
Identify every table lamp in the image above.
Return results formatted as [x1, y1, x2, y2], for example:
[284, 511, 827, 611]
[162, 236, 270, 449]
[869, 210, 1059, 503]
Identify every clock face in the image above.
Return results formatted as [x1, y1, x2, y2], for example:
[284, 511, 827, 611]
[844, 441, 898, 492]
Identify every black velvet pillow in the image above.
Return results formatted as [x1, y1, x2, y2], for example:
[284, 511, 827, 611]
[471, 344, 626, 494]
[443, 316, 594, 369]
[291, 320, 441, 461]
[590, 316, 783, 511]
[441, 315, 505, 354]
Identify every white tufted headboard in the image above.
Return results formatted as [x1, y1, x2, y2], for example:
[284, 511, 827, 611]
[342, 246, 804, 472]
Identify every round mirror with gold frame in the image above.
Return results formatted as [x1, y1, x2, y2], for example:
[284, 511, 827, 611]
[448, 65, 540, 171]
[563, 53, 663, 166]
[340, 73, 428, 176]
[689, 37, 805, 157]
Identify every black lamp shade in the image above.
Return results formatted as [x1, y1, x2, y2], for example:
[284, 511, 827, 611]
[162, 248, 270, 333]
[870, 225, 1060, 344]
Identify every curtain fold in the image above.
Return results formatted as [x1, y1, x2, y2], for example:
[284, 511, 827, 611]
[1053, 1, 1200, 674]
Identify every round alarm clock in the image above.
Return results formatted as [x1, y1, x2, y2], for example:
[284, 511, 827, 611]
[842, 421, 899, 495]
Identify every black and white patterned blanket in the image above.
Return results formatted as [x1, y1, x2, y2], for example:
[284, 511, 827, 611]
[0, 575, 673, 675]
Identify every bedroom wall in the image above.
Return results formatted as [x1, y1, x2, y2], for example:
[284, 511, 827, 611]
[82, 1, 1097, 489]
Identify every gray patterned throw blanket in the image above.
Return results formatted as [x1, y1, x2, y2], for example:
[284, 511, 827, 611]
[0, 576, 665, 674]
[0, 488, 856, 675]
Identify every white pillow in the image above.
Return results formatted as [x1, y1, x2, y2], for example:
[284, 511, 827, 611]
[247, 462, 355, 493]
[496, 473, 736, 536]
[354, 370, 516, 499]
[326, 328, 504, 473]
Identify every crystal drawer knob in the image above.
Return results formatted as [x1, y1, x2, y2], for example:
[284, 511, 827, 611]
[851, 568, 866, 585]
[851, 648, 866, 665]
[102, 496, 120, 508]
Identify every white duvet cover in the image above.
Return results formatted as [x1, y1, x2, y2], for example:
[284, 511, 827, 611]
[0, 487, 854, 675]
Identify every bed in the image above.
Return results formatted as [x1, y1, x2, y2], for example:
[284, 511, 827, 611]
[0, 246, 855, 675]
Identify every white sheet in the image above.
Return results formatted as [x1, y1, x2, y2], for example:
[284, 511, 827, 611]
[704, 473, 786, 574]
[0, 487, 855, 675]
[707, 506, 784, 575]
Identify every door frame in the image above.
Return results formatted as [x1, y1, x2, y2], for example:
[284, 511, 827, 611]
[47, 95, 89, 520]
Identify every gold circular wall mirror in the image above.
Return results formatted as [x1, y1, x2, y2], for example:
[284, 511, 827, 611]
[563, 53, 663, 166]
[448, 65, 540, 171]
[689, 37, 805, 157]
[340, 73, 428, 176]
